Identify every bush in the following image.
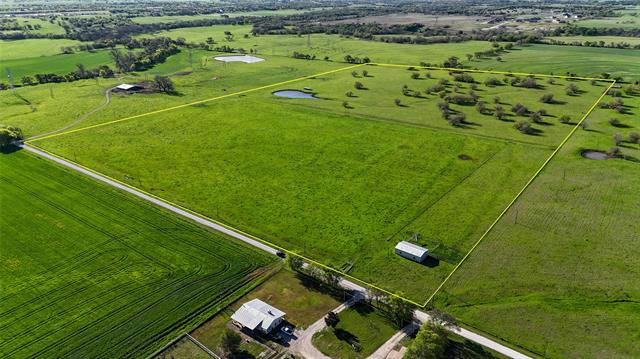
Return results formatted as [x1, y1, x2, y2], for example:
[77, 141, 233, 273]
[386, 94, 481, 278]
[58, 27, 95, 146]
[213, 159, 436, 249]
[484, 77, 501, 87]
[511, 103, 528, 116]
[354, 81, 364, 90]
[394, 98, 402, 106]
[613, 133, 623, 145]
[540, 93, 554, 103]
[609, 118, 621, 127]
[448, 113, 466, 127]
[345, 91, 354, 97]
[629, 132, 640, 144]
[566, 83, 580, 96]
[452, 72, 475, 83]
[514, 121, 533, 134]
[521, 77, 538, 88]
[559, 115, 571, 124]
[530, 112, 542, 124]
[411, 72, 420, 79]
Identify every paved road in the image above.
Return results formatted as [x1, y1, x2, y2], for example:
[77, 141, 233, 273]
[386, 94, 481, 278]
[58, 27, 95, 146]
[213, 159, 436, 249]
[22, 144, 531, 359]
[20, 144, 279, 256]
[368, 322, 418, 359]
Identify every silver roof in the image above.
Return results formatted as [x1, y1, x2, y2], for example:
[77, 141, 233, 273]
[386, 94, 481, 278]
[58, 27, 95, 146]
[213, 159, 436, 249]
[395, 241, 429, 257]
[231, 299, 285, 332]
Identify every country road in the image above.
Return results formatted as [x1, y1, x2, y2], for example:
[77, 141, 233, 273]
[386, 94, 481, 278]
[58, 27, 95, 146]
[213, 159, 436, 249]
[21, 143, 531, 359]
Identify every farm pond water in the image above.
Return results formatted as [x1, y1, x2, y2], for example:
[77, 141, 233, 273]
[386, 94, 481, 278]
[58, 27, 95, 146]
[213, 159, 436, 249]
[272, 90, 319, 99]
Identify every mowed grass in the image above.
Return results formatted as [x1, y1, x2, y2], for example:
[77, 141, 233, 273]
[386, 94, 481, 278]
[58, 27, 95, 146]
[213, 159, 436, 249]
[545, 35, 640, 46]
[33, 64, 572, 301]
[312, 303, 397, 359]
[434, 91, 640, 357]
[473, 44, 640, 81]
[0, 150, 273, 358]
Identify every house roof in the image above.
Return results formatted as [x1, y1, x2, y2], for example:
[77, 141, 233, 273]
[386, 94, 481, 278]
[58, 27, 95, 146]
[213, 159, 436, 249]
[116, 83, 139, 90]
[395, 241, 429, 257]
[231, 299, 285, 332]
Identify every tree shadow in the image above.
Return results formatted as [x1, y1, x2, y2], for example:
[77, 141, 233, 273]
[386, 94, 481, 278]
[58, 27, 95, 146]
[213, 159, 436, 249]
[0, 144, 22, 154]
[334, 328, 359, 345]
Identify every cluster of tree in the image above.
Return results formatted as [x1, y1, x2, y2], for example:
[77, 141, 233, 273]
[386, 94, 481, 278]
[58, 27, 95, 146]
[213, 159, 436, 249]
[110, 39, 180, 72]
[292, 51, 316, 60]
[344, 54, 370, 64]
[0, 18, 44, 32]
[545, 38, 640, 50]
[15, 64, 114, 87]
[599, 98, 626, 113]
[552, 24, 640, 39]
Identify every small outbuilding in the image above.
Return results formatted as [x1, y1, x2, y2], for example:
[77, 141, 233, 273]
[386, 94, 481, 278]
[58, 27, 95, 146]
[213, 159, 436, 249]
[115, 83, 143, 92]
[395, 241, 429, 263]
[231, 299, 285, 334]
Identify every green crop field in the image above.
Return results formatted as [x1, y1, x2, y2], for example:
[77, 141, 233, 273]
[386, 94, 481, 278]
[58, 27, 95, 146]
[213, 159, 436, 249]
[435, 89, 640, 357]
[31, 61, 606, 302]
[0, 150, 273, 358]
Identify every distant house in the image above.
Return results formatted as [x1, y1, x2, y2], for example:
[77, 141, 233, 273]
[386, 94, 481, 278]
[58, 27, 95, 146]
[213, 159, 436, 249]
[115, 83, 142, 92]
[395, 241, 429, 263]
[231, 299, 285, 334]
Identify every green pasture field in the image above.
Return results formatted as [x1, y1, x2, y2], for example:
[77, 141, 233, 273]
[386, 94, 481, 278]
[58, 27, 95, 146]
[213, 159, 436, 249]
[1, 53, 346, 137]
[473, 44, 640, 81]
[0, 38, 80, 61]
[312, 303, 397, 359]
[575, 14, 640, 29]
[545, 35, 640, 46]
[0, 150, 273, 358]
[1, 17, 67, 35]
[435, 91, 640, 356]
[132, 9, 320, 24]
[0, 49, 115, 81]
[31, 63, 606, 301]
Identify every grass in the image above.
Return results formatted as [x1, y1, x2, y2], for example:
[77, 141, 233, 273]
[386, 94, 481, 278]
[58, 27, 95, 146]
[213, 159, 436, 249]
[132, 9, 320, 24]
[575, 14, 640, 29]
[0, 49, 115, 81]
[0, 38, 81, 61]
[473, 44, 640, 81]
[3, 17, 67, 35]
[156, 336, 211, 359]
[31, 63, 605, 301]
[434, 89, 640, 358]
[312, 303, 397, 359]
[0, 149, 273, 358]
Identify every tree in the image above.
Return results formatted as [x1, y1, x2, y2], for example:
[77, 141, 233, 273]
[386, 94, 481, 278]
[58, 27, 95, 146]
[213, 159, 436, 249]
[530, 112, 542, 124]
[351, 71, 359, 78]
[0, 125, 23, 147]
[512, 103, 528, 116]
[429, 308, 457, 327]
[342, 101, 350, 108]
[411, 72, 420, 80]
[476, 101, 487, 114]
[521, 77, 538, 88]
[404, 323, 448, 359]
[286, 252, 303, 272]
[324, 311, 340, 328]
[362, 70, 369, 77]
[345, 91, 354, 97]
[629, 132, 640, 144]
[21, 76, 34, 86]
[154, 75, 175, 94]
[466, 54, 473, 62]
[219, 329, 241, 358]
[495, 105, 506, 121]
[387, 294, 414, 329]
[609, 118, 621, 127]
[395, 98, 402, 106]
[354, 81, 364, 90]
[493, 96, 500, 104]
[613, 133, 623, 146]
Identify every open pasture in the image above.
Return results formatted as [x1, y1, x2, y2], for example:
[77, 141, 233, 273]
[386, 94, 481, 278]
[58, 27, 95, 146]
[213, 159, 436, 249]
[0, 38, 81, 61]
[0, 150, 273, 358]
[0, 49, 115, 81]
[31, 63, 606, 302]
[435, 87, 640, 357]
[575, 13, 640, 29]
[132, 9, 319, 24]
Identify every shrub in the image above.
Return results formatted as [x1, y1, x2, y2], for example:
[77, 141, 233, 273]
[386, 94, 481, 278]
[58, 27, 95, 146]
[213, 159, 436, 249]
[613, 133, 623, 145]
[537, 109, 547, 116]
[452, 72, 475, 83]
[362, 70, 369, 77]
[566, 83, 580, 96]
[411, 72, 420, 79]
[530, 112, 542, 124]
[485, 77, 501, 86]
[345, 91, 354, 97]
[629, 132, 640, 144]
[609, 118, 621, 127]
[342, 101, 349, 108]
[354, 81, 364, 90]
[476, 101, 487, 114]
[511, 103, 528, 116]
[547, 78, 556, 85]
[394, 98, 402, 106]
[608, 147, 620, 156]
[514, 121, 534, 134]
[540, 93, 554, 103]
[559, 115, 571, 124]
[351, 71, 359, 77]
[493, 96, 500, 104]
[521, 77, 538, 88]
[448, 113, 466, 127]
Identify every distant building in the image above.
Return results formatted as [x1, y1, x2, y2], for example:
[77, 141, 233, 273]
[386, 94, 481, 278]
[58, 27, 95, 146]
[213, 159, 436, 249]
[395, 241, 429, 263]
[115, 83, 142, 92]
[231, 299, 285, 334]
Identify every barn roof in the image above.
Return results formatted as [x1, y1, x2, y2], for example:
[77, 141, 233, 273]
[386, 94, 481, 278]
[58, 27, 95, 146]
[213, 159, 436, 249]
[395, 241, 429, 257]
[231, 299, 285, 332]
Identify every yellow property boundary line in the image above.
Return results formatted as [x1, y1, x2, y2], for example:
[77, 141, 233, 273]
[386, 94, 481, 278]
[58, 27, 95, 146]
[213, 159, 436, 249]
[25, 61, 616, 308]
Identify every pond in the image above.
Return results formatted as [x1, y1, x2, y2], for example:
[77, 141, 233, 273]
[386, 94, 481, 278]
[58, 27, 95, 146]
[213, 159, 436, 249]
[272, 90, 319, 99]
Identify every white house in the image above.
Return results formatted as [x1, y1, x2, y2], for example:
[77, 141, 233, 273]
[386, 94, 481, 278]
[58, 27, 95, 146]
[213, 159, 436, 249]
[395, 241, 429, 263]
[231, 299, 285, 334]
